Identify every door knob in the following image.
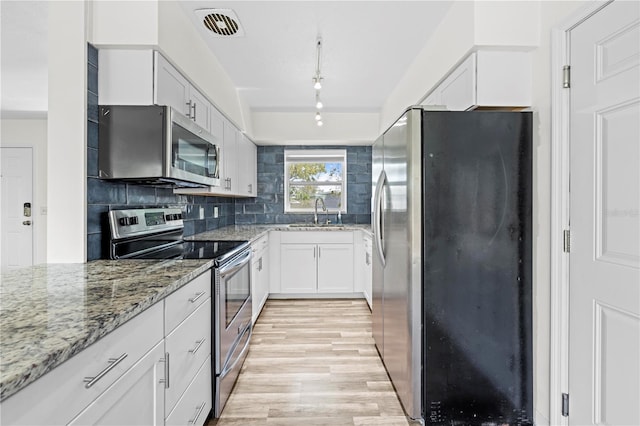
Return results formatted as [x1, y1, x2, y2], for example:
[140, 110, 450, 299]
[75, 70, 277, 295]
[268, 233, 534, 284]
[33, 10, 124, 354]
[22, 220, 31, 226]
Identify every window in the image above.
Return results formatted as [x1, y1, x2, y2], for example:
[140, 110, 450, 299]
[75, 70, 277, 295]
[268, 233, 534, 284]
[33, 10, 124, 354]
[284, 149, 347, 213]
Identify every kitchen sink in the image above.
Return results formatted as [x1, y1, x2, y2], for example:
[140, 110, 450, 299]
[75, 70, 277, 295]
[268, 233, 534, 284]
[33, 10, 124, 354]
[287, 223, 346, 229]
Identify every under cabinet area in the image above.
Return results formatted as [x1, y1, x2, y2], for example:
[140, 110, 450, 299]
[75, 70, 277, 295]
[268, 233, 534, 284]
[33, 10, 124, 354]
[275, 231, 355, 296]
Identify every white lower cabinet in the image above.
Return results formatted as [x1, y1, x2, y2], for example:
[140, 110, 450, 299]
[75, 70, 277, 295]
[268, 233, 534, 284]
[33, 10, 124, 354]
[317, 244, 354, 293]
[363, 234, 373, 309]
[251, 234, 270, 323]
[0, 302, 164, 426]
[280, 243, 318, 293]
[0, 271, 212, 426]
[67, 341, 165, 426]
[279, 232, 354, 295]
[165, 355, 212, 426]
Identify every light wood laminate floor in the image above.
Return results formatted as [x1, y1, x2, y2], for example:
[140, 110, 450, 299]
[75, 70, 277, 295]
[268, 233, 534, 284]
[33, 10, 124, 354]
[209, 299, 415, 426]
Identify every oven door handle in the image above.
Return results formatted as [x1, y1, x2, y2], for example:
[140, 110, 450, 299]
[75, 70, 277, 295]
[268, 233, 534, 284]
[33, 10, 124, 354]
[219, 326, 252, 378]
[218, 249, 251, 278]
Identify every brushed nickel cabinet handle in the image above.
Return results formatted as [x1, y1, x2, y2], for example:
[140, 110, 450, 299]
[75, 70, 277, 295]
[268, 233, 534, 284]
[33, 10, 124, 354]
[188, 402, 207, 424]
[159, 352, 170, 388]
[188, 292, 205, 303]
[188, 339, 205, 355]
[83, 353, 128, 389]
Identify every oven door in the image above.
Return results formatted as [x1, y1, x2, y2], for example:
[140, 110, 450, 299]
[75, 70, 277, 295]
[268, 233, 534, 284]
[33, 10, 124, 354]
[215, 247, 252, 374]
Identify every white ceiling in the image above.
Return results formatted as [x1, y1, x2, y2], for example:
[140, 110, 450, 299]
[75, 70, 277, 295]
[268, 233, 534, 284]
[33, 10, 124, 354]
[0, 1, 453, 118]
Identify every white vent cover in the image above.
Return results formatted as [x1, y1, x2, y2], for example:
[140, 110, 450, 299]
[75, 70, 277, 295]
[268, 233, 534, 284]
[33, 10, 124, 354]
[194, 9, 245, 37]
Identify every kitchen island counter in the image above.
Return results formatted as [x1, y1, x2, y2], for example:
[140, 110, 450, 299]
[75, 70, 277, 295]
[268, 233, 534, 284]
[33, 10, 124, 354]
[0, 258, 212, 401]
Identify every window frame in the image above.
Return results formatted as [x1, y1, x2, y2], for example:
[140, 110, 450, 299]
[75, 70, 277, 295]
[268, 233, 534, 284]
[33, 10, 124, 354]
[284, 149, 347, 214]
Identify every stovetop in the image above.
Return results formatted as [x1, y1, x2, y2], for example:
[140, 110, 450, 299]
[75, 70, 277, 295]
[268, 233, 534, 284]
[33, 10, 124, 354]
[108, 207, 248, 262]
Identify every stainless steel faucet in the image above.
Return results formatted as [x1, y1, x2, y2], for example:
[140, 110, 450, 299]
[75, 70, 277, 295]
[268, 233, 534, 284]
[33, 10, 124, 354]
[314, 197, 327, 224]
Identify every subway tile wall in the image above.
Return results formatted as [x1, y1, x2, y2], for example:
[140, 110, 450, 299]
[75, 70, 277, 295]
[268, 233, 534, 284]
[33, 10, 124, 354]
[235, 145, 372, 225]
[86, 44, 235, 261]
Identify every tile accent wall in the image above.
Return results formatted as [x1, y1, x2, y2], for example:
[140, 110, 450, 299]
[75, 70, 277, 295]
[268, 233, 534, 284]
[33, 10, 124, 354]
[85, 44, 235, 261]
[235, 145, 372, 225]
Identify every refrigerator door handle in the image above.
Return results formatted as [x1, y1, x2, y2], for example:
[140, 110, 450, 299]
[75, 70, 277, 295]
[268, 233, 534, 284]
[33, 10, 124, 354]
[373, 170, 387, 267]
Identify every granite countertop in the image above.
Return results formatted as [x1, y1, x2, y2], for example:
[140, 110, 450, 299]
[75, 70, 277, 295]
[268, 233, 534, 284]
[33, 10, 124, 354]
[0, 259, 213, 401]
[187, 224, 372, 243]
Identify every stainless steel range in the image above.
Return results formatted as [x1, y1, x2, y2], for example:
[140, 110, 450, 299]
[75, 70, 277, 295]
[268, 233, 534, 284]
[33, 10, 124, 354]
[108, 207, 252, 418]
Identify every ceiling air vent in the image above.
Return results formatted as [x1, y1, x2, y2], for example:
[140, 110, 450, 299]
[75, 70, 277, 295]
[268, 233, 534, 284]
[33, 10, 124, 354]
[194, 9, 245, 37]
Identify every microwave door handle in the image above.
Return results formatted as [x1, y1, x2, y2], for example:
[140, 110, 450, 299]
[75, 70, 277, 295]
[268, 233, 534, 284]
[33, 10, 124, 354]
[211, 145, 220, 179]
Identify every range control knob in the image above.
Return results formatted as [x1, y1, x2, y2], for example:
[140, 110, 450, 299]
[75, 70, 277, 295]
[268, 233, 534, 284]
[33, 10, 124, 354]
[119, 216, 139, 226]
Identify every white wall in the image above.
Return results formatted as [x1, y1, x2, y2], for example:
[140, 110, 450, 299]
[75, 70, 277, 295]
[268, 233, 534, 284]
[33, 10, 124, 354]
[0, 119, 48, 264]
[47, 1, 86, 263]
[251, 111, 379, 145]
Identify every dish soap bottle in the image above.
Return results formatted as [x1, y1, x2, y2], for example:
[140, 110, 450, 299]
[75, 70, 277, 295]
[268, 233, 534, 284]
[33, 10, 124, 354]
[337, 211, 342, 225]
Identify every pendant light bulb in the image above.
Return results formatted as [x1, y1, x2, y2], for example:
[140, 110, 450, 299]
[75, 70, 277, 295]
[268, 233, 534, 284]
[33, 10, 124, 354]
[315, 94, 323, 110]
[317, 120, 323, 127]
[313, 77, 322, 90]
[315, 112, 322, 121]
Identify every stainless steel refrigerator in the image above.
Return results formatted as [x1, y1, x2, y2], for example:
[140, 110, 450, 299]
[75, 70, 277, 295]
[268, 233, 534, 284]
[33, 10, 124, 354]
[372, 108, 533, 425]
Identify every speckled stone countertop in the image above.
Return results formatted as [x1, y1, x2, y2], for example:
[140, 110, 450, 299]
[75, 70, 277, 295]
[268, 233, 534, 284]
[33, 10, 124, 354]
[187, 224, 372, 243]
[0, 259, 213, 401]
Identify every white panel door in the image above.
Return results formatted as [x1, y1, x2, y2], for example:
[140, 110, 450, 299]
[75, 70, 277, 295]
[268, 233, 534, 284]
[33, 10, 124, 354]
[1, 147, 33, 270]
[569, 1, 640, 424]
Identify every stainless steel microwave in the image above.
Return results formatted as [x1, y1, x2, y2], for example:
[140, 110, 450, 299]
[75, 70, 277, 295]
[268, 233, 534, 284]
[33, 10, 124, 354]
[98, 105, 220, 187]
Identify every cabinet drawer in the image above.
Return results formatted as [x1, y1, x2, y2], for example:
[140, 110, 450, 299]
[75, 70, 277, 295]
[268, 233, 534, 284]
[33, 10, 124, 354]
[1, 302, 163, 425]
[165, 298, 211, 412]
[165, 270, 211, 333]
[165, 355, 212, 426]
[280, 231, 353, 244]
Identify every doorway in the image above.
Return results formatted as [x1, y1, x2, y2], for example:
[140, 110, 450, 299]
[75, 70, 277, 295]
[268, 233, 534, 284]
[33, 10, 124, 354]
[551, 1, 640, 424]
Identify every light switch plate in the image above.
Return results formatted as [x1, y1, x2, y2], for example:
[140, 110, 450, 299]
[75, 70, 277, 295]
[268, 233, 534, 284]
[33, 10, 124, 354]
[214, 207, 219, 218]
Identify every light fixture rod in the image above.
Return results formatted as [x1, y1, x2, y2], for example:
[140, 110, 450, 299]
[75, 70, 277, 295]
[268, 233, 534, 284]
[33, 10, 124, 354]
[315, 39, 322, 77]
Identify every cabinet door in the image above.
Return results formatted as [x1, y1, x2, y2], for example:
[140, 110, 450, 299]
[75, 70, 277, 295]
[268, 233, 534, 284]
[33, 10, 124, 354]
[280, 244, 317, 293]
[223, 120, 238, 193]
[237, 134, 257, 197]
[317, 244, 354, 293]
[188, 86, 212, 131]
[251, 257, 262, 323]
[438, 53, 476, 111]
[67, 342, 165, 426]
[165, 356, 212, 426]
[154, 53, 190, 117]
[363, 236, 373, 309]
[165, 298, 211, 412]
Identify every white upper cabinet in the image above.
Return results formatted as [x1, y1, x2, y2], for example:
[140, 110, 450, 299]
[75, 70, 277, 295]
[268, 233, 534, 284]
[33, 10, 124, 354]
[99, 49, 213, 131]
[237, 133, 257, 197]
[422, 51, 532, 110]
[98, 48, 257, 198]
[154, 52, 191, 117]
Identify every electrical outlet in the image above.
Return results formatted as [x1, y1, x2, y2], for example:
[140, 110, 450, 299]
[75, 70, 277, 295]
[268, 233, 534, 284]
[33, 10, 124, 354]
[41, 206, 47, 215]
[214, 207, 219, 218]
[199, 206, 205, 220]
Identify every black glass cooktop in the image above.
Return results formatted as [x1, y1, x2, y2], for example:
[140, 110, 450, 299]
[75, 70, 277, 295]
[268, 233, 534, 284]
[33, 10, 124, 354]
[132, 240, 248, 262]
